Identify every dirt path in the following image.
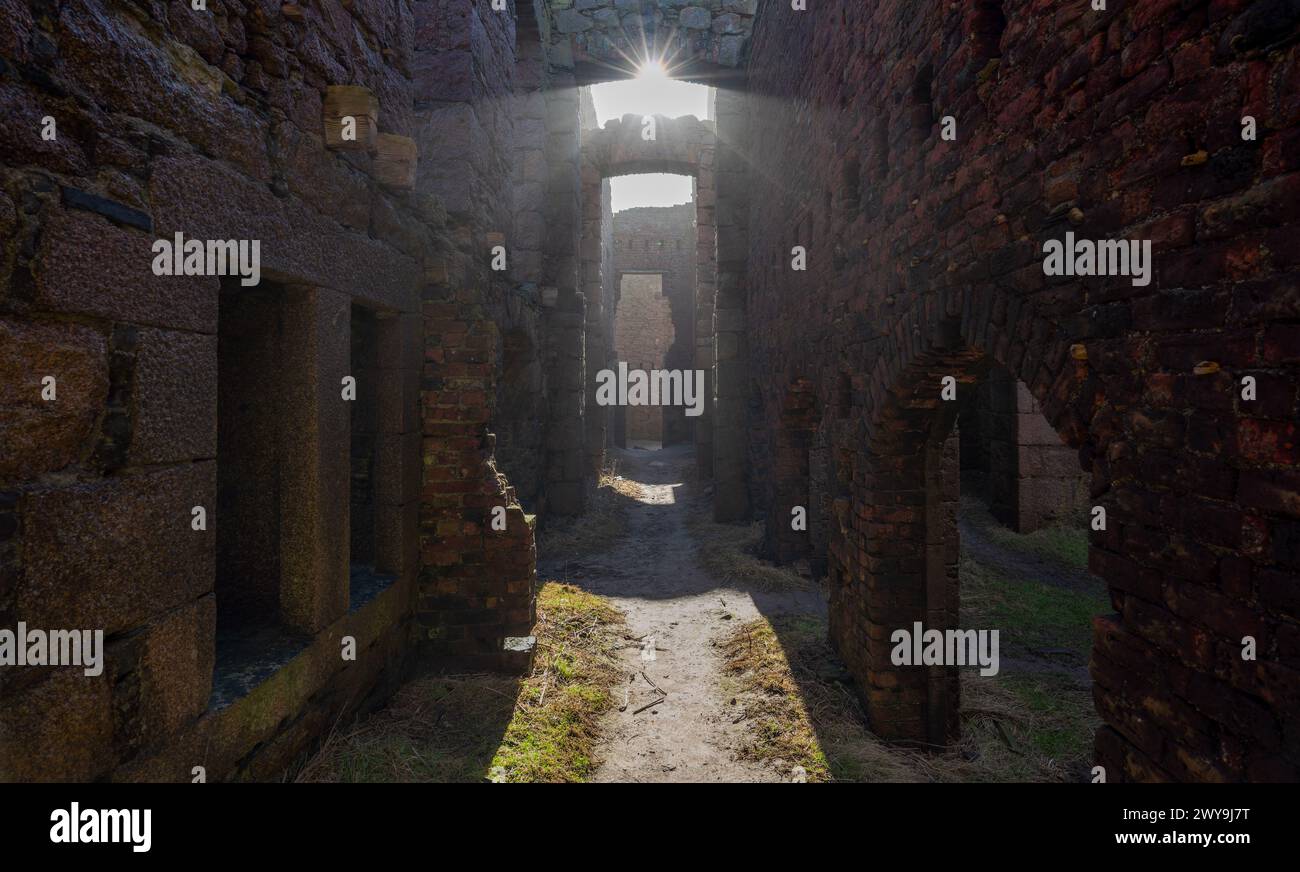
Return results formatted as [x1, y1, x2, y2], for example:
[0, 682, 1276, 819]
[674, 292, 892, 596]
[538, 445, 821, 783]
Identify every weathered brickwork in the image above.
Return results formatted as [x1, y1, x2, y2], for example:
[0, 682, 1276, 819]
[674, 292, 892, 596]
[612, 273, 675, 443]
[416, 0, 549, 515]
[613, 202, 698, 445]
[411, 0, 538, 669]
[743, 0, 1300, 780]
[3, 0, 1297, 786]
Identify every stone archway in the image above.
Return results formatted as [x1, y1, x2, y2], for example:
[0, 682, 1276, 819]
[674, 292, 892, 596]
[579, 113, 718, 480]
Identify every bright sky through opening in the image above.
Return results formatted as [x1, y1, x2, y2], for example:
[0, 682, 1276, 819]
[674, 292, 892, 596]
[590, 65, 711, 213]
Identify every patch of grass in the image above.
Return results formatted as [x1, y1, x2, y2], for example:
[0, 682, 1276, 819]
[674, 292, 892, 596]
[720, 616, 883, 782]
[296, 582, 625, 783]
[719, 613, 1099, 782]
[958, 551, 1105, 781]
[536, 463, 644, 560]
[687, 496, 812, 592]
[967, 500, 1090, 571]
[958, 673, 1097, 782]
[961, 556, 1108, 656]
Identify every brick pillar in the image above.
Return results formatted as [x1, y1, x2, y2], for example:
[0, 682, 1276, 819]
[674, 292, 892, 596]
[766, 377, 818, 563]
[831, 346, 979, 747]
[543, 294, 587, 515]
[580, 152, 607, 479]
[924, 427, 961, 746]
[542, 74, 587, 515]
[418, 286, 536, 672]
[712, 89, 749, 521]
[695, 169, 717, 479]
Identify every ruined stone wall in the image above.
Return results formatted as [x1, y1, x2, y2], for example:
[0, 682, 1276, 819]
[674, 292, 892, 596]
[711, 86, 750, 520]
[412, 0, 537, 672]
[495, 5, 553, 511]
[744, 0, 1300, 781]
[0, 0, 431, 781]
[416, 0, 547, 515]
[539, 14, 587, 516]
[613, 202, 697, 444]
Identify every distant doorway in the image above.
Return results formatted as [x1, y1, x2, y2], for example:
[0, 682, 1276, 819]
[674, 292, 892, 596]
[612, 272, 673, 449]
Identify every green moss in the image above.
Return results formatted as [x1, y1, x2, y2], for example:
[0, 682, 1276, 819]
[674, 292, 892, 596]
[298, 582, 625, 783]
[978, 519, 1090, 571]
[961, 556, 1108, 655]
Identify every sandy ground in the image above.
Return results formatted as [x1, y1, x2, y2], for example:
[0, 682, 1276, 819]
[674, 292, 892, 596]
[538, 445, 822, 783]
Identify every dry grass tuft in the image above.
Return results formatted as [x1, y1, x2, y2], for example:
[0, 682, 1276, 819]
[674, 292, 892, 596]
[687, 497, 813, 592]
[536, 462, 644, 560]
[719, 614, 1095, 782]
[296, 582, 626, 783]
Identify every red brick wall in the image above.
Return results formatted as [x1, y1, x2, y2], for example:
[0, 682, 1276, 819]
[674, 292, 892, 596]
[612, 273, 675, 443]
[744, 0, 1300, 781]
[412, 0, 537, 671]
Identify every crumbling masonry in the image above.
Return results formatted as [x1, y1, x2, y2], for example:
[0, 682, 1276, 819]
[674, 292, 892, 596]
[1, 0, 1298, 782]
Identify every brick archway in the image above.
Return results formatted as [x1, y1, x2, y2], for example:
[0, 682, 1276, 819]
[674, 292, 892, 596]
[831, 278, 1294, 780]
[830, 290, 1096, 748]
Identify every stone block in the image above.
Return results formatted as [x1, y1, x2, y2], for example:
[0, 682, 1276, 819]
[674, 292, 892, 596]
[680, 7, 711, 29]
[0, 665, 113, 782]
[36, 209, 218, 333]
[0, 319, 108, 483]
[554, 9, 593, 33]
[16, 463, 216, 635]
[129, 328, 217, 465]
[374, 133, 418, 189]
[324, 85, 379, 151]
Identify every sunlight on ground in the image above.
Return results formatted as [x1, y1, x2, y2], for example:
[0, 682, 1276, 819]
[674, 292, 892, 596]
[294, 583, 626, 783]
[535, 462, 647, 559]
[717, 513, 1104, 782]
[685, 492, 812, 592]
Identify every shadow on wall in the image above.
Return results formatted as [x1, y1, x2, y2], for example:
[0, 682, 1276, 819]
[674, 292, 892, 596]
[495, 327, 545, 513]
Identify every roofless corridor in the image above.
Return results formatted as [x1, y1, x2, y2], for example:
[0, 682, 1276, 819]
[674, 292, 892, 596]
[3, 0, 1296, 792]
